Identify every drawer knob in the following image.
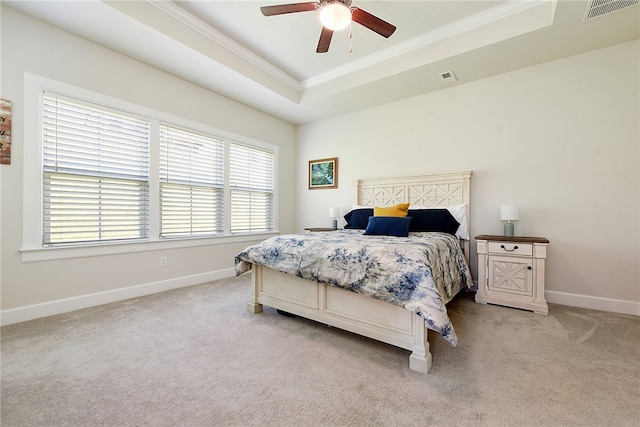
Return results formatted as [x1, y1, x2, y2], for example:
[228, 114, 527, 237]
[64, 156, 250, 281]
[500, 244, 519, 252]
[527, 266, 532, 270]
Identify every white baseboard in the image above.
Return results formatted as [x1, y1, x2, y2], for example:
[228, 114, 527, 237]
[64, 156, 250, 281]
[472, 280, 638, 316]
[545, 290, 640, 316]
[1, 268, 237, 326]
[3, 274, 637, 326]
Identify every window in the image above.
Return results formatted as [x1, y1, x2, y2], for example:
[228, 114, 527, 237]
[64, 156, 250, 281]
[25, 75, 277, 259]
[230, 143, 275, 233]
[42, 93, 150, 245]
[159, 125, 224, 238]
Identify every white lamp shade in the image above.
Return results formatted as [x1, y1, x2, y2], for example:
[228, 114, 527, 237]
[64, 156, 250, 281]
[320, 3, 351, 30]
[500, 205, 519, 221]
[329, 207, 340, 218]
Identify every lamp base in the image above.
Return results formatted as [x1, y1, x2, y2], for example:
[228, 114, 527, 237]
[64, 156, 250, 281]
[331, 219, 337, 230]
[504, 222, 514, 237]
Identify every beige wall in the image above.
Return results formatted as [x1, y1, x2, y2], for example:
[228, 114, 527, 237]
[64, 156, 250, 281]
[1, 6, 638, 320]
[296, 40, 640, 312]
[0, 8, 297, 315]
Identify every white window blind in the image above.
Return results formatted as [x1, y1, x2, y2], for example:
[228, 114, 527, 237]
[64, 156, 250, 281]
[42, 93, 150, 245]
[159, 125, 224, 238]
[230, 143, 275, 233]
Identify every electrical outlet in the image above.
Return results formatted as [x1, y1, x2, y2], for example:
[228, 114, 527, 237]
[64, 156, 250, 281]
[160, 256, 168, 267]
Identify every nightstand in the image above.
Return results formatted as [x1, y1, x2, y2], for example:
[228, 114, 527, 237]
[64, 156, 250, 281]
[304, 227, 337, 232]
[475, 235, 549, 314]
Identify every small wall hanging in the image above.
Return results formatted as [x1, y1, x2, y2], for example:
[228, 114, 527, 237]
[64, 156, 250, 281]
[1, 99, 12, 165]
[308, 157, 338, 189]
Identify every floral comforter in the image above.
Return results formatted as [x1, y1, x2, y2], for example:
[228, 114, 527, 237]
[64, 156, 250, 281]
[235, 230, 472, 346]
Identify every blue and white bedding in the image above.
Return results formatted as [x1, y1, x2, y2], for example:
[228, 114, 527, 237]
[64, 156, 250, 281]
[235, 230, 473, 346]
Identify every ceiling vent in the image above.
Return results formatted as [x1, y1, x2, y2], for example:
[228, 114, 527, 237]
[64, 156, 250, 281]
[439, 70, 457, 83]
[584, 0, 639, 21]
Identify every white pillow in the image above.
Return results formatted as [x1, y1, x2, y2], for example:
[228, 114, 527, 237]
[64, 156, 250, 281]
[410, 203, 469, 240]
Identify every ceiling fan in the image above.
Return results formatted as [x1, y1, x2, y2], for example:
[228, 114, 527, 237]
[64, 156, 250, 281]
[260, 0, 396, 53]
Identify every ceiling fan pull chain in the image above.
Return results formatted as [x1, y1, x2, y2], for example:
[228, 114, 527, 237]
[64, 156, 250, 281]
[349, 21, 353, 53]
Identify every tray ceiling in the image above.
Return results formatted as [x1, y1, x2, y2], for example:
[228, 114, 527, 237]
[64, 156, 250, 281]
[5, 0, 639, 124]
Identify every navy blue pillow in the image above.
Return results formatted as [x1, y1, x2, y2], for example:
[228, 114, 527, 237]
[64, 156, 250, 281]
[407, 209, 460, 235]
[363, 216, 412, 237]
[343, 208, 374, 229]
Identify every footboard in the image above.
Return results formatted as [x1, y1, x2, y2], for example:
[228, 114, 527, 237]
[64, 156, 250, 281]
[248, 264, 432, 375]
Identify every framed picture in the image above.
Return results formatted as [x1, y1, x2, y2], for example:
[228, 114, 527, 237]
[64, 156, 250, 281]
[308, 157, 338, 189]
[0, 99, 11, 165]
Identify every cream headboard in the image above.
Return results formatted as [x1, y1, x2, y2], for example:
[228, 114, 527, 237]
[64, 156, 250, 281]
[355, 170, 473, 262]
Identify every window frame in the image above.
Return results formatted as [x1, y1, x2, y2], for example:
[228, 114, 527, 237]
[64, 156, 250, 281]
[22, 73, 278, 262]
[159, 123, 226, 239]
[229, 142, 276, 234]
[42, 92, 152, 246]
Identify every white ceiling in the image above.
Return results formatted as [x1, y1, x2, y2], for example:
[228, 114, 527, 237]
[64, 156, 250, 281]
[5, 0, 640, 125]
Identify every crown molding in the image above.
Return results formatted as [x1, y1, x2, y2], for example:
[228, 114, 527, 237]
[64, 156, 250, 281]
[148, 0, 555, 97]
[148, 0, 303, 92]
[302, 0, 556, 89]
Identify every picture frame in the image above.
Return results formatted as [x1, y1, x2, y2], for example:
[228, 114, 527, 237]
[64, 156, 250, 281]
[308, 157, 338, 189]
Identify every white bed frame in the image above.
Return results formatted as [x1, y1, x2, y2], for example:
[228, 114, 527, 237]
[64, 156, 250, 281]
[247, 171, 472, 375]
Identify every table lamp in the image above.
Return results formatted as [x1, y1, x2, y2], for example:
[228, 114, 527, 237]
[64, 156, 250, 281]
[500, 204, 519, 237]
[329, 207, 340, 229]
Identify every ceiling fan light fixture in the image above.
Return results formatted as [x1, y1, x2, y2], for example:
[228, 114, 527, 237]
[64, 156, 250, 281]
[320, 2, 352, 31]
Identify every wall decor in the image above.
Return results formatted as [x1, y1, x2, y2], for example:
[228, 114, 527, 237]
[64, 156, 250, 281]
[0, 99, 11, 165]
[308, 157, 338, 189]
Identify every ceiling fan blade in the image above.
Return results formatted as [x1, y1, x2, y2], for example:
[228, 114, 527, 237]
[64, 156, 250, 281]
[316, 27, 334, 53]
[351, 7, 396, 38]
[260, 2, 319, 16]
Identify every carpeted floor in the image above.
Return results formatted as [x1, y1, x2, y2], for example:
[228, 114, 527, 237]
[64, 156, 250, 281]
[1, 274, 639, 426]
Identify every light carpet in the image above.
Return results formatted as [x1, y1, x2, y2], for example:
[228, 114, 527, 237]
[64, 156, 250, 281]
[1, 274, 639, 426]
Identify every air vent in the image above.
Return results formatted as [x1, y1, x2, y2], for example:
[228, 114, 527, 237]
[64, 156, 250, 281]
[584, 0, 639, 21]
[439, 70, 457, 83]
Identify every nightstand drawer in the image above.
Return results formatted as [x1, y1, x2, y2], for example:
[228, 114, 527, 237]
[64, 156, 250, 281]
[488, 242, 533, 256]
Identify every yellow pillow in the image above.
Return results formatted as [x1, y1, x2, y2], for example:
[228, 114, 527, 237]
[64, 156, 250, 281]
[374, 203, 410, 217]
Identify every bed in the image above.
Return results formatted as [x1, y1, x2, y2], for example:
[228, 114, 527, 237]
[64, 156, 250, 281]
[235, 170, 472, 375]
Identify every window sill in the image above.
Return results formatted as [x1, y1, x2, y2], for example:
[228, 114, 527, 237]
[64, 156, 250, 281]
[20, 232, 278, 263]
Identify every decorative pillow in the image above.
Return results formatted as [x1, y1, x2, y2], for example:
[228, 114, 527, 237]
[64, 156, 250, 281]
[343, 208, 374, 229]
[373, 203, 410, 217]
[407, 209, 460, 235]
[410, 204, 469, 240]
[363, 216, 412, 237]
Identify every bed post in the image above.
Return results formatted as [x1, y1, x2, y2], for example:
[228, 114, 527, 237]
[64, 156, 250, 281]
[354, 179, 363, 205]
[409, 314, 432, 375]
[247, 266, 263, 314]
